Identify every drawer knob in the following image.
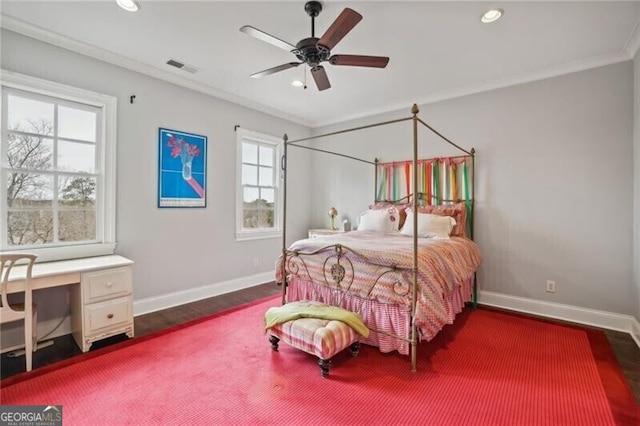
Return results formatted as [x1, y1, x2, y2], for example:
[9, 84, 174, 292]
[106, 281, 113, 288]
[107, 313, 114, 319]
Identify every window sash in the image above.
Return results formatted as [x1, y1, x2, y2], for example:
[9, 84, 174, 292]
[1, 70, 117, 262]
[3, 89, 101, 247]
[235, 129, 282, 241]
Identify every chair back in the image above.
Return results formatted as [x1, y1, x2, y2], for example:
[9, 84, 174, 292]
[0, 253, 37, 321]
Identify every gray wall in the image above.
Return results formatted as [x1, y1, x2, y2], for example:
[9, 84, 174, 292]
[310, 62, 636, 317]
[634, 50, 640, 320]
[1, 30, 312, 340]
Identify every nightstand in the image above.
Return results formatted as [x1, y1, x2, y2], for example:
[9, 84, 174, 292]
[307, 229, 345, 239]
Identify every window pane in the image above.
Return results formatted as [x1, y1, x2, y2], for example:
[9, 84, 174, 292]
[7, 95, 54, 136]
[258, 208, 274, 228]
[59, 210, 96, 242]
[259, 145, 274, 166]
[242, 142, 258, 164]
[7, 210, 54, 246]
[258, 166, 273, 186]
[58, 105, 97, 142]
[243, 209, 259, 229]
[6, 173, 53, 208]
[261, 188, 274, 204]
[243, 187, 259, 203]
[6, 134, 53, 170]
[58, 140, 95, 173]
[243, 208, 274, 229]
[242, 164, 257, 186]
[59, 176, 96, 207]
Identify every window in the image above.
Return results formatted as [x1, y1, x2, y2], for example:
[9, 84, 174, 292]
[235, 128, 282, 241]
[1, 70, 117, 262]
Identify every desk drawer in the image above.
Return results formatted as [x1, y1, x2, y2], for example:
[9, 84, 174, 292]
[82, 267, 132, 303]
[84, 296, 132, 334]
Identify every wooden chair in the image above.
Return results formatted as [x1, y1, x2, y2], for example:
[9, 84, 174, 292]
[1, 253, 38, 372]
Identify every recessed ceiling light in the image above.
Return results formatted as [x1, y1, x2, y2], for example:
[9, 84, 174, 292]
[117, 0, 140, 12]
[291, 80, 304, 87]
[481, 8, 503, 24]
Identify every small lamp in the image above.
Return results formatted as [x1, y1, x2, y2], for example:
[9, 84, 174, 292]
[328, 207, 338, 230]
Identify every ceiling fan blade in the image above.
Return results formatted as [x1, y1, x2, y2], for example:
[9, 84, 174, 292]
[311, 66, 331, 91]
[317, 8, 362, 51]
[250, 62, 302, 79]
[329, 55, 389, 68]
[240, 25, 296, 52]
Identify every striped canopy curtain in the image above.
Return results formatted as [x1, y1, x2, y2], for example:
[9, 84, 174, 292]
[376, 156, 473, 235]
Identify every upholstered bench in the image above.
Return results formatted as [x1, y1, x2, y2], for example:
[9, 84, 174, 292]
[265, 301, 368, 378]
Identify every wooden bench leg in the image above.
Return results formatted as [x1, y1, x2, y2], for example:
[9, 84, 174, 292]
[350, 342, 360, 357]
[269, 335, 280, 351]
[318, 358, 331, 378]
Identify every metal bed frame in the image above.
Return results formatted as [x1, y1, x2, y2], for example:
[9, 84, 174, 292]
[280, 104, 476, 372]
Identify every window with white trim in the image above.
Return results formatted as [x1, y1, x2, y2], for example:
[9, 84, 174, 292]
[235, 128, 282, 241]
[1, 71, 117, 262]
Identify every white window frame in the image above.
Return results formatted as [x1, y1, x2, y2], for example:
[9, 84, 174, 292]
[0, 70, 117, 262]
[235, 128, 282, 242]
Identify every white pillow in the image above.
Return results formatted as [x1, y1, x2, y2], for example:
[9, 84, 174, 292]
[357, 208, 399, 232]
[399, 211, 456, 239]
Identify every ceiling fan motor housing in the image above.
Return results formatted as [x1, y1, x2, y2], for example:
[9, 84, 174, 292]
[294, 37, 330, 67]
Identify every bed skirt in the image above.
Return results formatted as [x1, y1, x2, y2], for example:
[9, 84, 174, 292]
[285, 276, 474, 355]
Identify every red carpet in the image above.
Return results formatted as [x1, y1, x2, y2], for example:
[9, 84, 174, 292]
[1, 297, 637, 425]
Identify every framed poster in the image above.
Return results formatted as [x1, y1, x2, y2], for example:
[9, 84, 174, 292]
[158, 128, 207, 208]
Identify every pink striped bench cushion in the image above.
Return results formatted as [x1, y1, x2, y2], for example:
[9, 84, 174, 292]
[269, 318, 359, 360]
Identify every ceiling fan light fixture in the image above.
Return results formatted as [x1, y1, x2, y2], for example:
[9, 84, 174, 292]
[481, 8, 503, 24]
[117, 0, 140, 12]
[291, 80, 304, 87]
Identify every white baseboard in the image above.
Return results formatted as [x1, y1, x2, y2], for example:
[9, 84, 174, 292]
[133, 271, 275, 316]
[479, 290, 640, 348]
[631, 318, 640, 348]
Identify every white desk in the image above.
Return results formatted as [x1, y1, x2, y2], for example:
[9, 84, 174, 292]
[5, 254, 135, 352]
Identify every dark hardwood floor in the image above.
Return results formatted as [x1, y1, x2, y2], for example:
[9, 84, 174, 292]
[2, 283, 638, 405]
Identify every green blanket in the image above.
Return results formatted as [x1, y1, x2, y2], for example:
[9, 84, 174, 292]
[265, 301, 370, 338]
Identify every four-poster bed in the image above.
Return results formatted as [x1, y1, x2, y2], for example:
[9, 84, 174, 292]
[277, 104, 481, 371]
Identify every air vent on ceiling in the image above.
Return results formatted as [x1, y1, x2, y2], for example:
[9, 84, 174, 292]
[166, 59, 184, 68]
[166, 59, 199, 74]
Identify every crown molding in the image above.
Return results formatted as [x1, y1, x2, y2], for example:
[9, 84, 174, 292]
[311, 50, 631, 128]
[625, 19, 640, 59]
[0, 14, 313, 128]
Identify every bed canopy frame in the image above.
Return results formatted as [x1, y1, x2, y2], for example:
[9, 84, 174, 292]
[280, 104, 476, 371]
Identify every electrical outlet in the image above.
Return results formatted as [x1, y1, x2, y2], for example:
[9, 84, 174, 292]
[253, 258, 259, 268]
[546, 280, 556, 293]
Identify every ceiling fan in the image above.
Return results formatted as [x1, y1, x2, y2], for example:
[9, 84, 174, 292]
[240, 1, 389, 91]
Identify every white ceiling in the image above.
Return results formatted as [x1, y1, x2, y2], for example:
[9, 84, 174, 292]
[1, 1, 639, 127]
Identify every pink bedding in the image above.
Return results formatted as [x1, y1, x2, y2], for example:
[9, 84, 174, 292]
[276, 230, 481, 351]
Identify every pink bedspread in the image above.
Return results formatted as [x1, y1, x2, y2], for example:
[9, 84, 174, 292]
[276, 231, 481, 342]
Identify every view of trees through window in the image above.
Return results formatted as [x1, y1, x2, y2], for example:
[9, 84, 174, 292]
[4, 93, 98, 247]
